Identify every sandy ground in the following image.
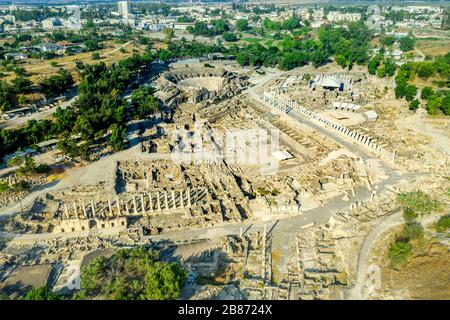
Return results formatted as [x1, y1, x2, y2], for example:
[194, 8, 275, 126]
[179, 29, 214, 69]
[396, 108, 450, 155]
[1, 264, 52, 298]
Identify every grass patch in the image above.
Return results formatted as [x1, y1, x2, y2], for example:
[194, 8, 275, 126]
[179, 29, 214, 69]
[241, 37, 263, 43]
[195, 275, 225, 286]
[397, 191, 439, 215]
[388, 222, 424, 268]
[436, 215, 450, 233]
[388, 241, 412, 268]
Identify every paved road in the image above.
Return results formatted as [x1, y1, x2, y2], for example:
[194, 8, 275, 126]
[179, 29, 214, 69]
[0, 94, 77, 129]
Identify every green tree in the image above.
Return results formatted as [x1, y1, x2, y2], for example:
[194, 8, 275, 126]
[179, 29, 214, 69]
[235, 19, 249, 32]
[421, 87, 434, 100]
[398, 36, 415, 52]
[91, 52, 101, 60]
[222, 32, 238, 42]
[142, 262, 187, 300]
[23, 287, 62, 300]
[12, 76, 32, 94]
[409, 99, 420, 111]
[404, 84, 418, 101]
[109, 123, 126, 151]
[384, 59, 396, 77]
[417, 62, 435, 79]
[368, 57, 380, 75]
[74, 115, 94, 141]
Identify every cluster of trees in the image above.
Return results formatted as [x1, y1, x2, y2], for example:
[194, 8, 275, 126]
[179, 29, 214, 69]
[66, 54, 152, 151]
[398, 36, 415, 52]
[0, 76, 32, 111]
[232, 22, 371, 71]
[262, 15, 302, 32]
[223, 32, 239, 42]
[368, 53, 396, 78]
[187, 20, 230, 37]
[40, 68, 74, 97]
[12, 8, 67, 22]
[131, 86, 160, 119]
[3, 28, 107, 53]
[0, 68, 73, 111]
[420, 86, 450, 115]
[379, 34, 415, 52]
[0, 119, 55, 159]
[73, 247, 187, 300]
[22, 287, 62, 300]
[177, 15, 195, 23]
[1, 53, 153, 160]
[235, 19, 250, 32]
[157, 39, 226, 61]
[394, 54, 450, 115]
[7, 156, 50, 177]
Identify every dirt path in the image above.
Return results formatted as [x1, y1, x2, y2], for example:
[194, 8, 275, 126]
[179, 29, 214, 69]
[345, 210, 403, 300]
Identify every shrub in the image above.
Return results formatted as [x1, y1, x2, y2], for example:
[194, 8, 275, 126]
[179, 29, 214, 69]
[388, 241, 412, 267]
[91, 52, 101, 60]
[400, 222, 424, 241]
[402, 207, 418, 223]
[397, 191, 439, 215]
[436, 215, 450, 232]
[409, 99, 420, 111]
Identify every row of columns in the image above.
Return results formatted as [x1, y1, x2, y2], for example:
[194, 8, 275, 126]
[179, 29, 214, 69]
[61, 188, 199, 220]
[257, 91, 396, 164]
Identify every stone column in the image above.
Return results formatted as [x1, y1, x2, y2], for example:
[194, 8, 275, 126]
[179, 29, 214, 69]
[141, 194, 145, 214]
[82, 202, 87, 218]
[64, 204, 69, 219]
[90, 201, 96, 218]
[171, 190, 176, 209]
[125, 203, 130, 215]
[164, 191, 169, 210]
[133, 195, 138, 215]
[149, 193, 153, 212]
[187, 188, 191, 207]
[108, 199, 113, 216]
[73, 203, 78, 217]
[179, 190, 184, 208]
[157, 192, 161, 211]
[116, 197, 121, 215]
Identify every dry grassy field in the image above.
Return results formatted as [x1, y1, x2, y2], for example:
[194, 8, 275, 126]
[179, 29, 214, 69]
[416, 38, 450, 58]
[3, 40, 146, 85]
[381, 239, 450, 299]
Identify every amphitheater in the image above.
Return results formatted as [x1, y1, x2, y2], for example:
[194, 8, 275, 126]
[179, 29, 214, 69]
[155, 67, 249, 107]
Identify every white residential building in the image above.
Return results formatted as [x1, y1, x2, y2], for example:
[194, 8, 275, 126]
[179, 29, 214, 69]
[327, 12, 361, 23]
[118, 1, 132, 17]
